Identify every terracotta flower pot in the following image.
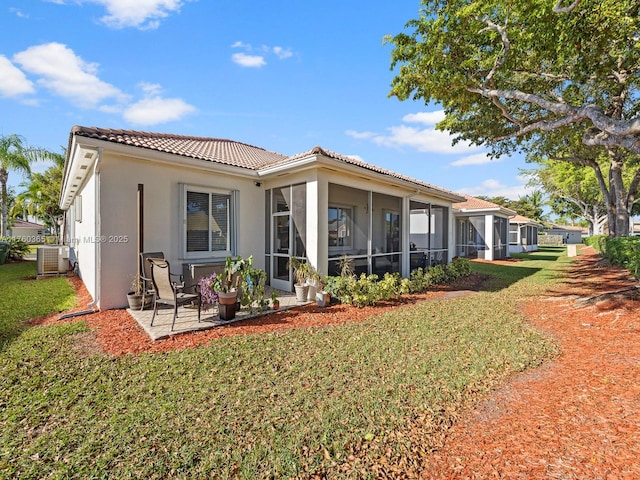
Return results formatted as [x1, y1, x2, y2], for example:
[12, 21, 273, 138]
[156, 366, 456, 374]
[218, 291, 238, 305]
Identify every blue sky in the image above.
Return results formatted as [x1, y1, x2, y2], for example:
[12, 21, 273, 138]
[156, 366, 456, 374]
[1, 0, 533, 199]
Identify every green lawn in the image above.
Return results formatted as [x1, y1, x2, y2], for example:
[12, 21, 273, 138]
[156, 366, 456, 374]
[0, 249, 568, 479]
[0, 262, 76, 350]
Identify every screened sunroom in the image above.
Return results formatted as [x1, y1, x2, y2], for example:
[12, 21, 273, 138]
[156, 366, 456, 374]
[326, 183, 402, 277]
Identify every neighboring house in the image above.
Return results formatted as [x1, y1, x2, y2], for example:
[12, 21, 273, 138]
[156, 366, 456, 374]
[453, 195, 515, 261]
[60, 126, 466, 310]
[508, 214, 541, 254]
[8, 219, 46, 244]
[545, 224, 584, 244]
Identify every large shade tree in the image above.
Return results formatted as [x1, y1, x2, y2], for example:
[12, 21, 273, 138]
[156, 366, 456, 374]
[526, 159, 608, 235]
[387, 0, 640, 236]
[0, 134, 30, 237]
[525, 128, 640, 236]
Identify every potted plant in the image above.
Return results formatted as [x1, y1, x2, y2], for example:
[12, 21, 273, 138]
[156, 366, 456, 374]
[288, 257, 311, 303]
[315, 275, 331, 307]
[305, 264, 322, 301]
[214, 255, 249, 306]
[271, 290, 280, 310]
[241, 263, 267, 313]
[127, 274, 152, 310]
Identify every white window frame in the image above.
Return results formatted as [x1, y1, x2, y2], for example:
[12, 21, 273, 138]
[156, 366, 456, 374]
[328, 204, 353, 253]
[182, 184, 237, 260]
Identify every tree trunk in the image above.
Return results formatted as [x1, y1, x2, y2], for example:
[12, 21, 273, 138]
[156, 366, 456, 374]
[608, 150, 630, 237]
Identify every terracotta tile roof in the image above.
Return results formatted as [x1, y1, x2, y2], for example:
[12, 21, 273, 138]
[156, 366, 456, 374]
[70, 126, 288, 169]
[454, 194, 516, 213]
[510, 214, 542, 226]
[281, 146, 464, 200]
[69, 127, 465, 201]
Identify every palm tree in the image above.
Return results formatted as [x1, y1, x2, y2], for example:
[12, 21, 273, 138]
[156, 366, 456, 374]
[0, 134, 30, 237]
[11, 151, 65, 238]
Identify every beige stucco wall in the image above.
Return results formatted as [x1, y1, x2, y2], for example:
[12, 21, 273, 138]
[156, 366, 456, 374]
[96, 152, 265, 310]
[67, 146, 462, 309]
[70, 172, 98, 305]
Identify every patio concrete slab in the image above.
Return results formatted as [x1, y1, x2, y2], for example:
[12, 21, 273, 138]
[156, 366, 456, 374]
[128, 287, 309, 341]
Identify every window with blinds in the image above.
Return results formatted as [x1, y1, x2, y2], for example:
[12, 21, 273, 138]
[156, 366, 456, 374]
[184, 186, 234, 257]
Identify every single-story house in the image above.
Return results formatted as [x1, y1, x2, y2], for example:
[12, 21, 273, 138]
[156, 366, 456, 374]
[508, 214, 541, 254]
[453, 195, 515, 261]
[8, 219, 46, 244]
[60, 126, 466, 310]
[544, 224, 584, 244]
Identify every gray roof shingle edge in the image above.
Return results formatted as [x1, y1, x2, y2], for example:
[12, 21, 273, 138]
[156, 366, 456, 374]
[69, 126, 464, 200]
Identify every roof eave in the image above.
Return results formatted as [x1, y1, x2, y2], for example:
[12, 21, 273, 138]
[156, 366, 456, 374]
[259, 154, 466, 203]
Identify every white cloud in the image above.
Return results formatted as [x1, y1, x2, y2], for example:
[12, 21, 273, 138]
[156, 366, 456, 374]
[348, 124, 481, 155]
[9, 8, 29, 18]
[0, 55, 35, 97]
[139, 82, 163, 95]
[402, 110, 446, 125]
[459, 178, 532, 200]
[273, 46, 293, 59]
[344, 130, 376, 140]
[124, 95, 196, 125]
[13, 42, 127, 108]
[68, 0, 188, 29]
[451, 153, 502, 167]
[231, 53, 266, 68]
[7, 43, 195, 126]
[347, 110, 483, 155]
[231, 41, 293, 67]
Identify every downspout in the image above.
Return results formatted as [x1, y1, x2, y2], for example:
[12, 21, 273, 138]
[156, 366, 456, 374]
[87, 147, 102, 310]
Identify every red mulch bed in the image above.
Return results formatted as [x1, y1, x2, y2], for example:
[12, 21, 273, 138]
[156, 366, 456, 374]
[423, 247, 640, 479]
[31, 273, 485, 357]
[29, 249, 640, 478]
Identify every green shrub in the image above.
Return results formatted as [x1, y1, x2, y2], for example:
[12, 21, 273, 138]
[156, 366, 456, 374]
[426, 264, 449, 284]
[449, 257, 472, 277]
[584, 234, 607, 252]
[584, 235, 640, 278]
[409, 267, 432, 293]
[325, 257, 473, 307]
[0, 237, 30, 261]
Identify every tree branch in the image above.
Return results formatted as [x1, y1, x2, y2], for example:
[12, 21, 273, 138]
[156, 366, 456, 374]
[466, 86, 640, 151]
[553, 0, 581, 13]
[478, 17, 510, 88]
[626, 169, 640, 209]
[582, 130, 640, 155]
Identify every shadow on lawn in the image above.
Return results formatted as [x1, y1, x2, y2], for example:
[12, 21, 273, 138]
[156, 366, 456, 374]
[466, 246, 570, 291]
[469, 263, 543, 292]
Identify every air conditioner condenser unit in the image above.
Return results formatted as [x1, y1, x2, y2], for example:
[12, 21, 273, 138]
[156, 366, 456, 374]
[36, 246, 69, 278]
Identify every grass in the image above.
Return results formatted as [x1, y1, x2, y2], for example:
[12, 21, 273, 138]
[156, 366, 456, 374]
[0, 248, 569, 479]
[0, 262, 76, 350]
